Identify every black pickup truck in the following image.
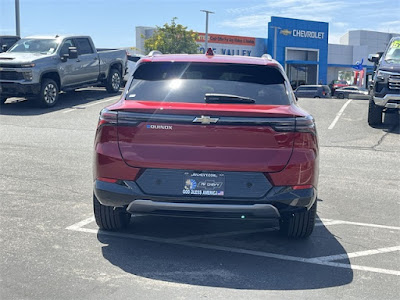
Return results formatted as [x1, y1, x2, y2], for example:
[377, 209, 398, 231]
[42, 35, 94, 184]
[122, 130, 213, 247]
[367, 37, 400, 126]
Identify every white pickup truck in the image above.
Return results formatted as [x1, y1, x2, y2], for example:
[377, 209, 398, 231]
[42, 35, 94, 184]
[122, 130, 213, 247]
[0, 35, 127, 107]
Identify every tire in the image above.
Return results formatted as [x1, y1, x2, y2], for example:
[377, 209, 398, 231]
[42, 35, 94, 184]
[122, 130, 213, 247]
[313, 96, 320, 98]
[368, 98, 383, 126]
[35, 78, 59, 108]
[279, 200, 317, 238]
[337, 93, 344, 99]
[106, 68, 121, 93]
[0, 97, 7, 105]
[93, 194, 130, 231]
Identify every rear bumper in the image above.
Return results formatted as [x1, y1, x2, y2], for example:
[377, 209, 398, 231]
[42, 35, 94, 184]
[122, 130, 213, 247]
[0, 82, 40, 97]
[94, 180, 317, 219]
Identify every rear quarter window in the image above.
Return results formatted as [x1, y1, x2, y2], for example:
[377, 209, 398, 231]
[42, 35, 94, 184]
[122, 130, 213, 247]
[127, 62, 291, 105]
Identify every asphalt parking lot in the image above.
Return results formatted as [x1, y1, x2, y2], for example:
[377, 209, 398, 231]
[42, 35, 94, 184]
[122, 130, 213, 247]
[1, 90, 399, 300]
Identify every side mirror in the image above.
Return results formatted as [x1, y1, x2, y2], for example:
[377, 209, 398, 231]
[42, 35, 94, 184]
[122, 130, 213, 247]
[1, 44, 9, 52]
[68, 47, 78, 59]
[368, 53, 380, 63]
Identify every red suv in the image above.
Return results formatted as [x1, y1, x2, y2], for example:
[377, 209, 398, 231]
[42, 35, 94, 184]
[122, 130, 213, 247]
[93, 51, 319, 238]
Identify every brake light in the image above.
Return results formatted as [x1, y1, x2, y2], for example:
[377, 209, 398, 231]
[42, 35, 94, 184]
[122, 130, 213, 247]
[98, 108, 117, 127]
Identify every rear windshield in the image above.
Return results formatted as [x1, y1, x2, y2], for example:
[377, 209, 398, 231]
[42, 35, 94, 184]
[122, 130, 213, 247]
[126, 62, 290, 105]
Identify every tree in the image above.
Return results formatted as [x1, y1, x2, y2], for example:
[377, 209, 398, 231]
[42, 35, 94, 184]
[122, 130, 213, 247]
[144, 18, 199, 54]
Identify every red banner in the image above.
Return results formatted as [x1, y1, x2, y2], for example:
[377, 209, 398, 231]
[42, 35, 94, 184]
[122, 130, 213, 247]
[197, 33, 256, 46]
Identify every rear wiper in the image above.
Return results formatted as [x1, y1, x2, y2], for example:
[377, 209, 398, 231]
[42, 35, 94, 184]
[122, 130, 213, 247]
[205, 93, 256, 104]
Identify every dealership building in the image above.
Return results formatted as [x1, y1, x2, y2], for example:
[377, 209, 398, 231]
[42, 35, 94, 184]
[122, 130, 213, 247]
[136, 16, 399, 86]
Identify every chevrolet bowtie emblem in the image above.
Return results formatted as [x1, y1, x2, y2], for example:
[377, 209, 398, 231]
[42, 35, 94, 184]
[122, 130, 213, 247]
[192, 115, 219, 124]
[280, 29, 292, 36]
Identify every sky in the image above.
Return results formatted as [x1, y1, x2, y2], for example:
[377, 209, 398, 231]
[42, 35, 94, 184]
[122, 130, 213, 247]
[1, 0, 399, 48]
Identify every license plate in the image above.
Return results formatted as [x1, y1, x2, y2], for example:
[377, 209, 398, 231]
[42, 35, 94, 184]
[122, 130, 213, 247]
[182, 172, 225, 196]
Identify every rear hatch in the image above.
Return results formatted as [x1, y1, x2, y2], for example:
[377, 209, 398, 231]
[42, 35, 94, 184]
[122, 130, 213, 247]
[116, 60, 302, 173]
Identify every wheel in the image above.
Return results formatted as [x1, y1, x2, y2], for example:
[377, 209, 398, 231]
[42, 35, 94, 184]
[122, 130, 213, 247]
[279, 200, 317, 238]
[0, 97, 7, 105]
[106, 68, 121, 93]
[337, 93, 344, 99]
[35, 78, 59, 107]
[368, 98, 383, 126]
[93, 194, 130, 231]
[313, 96, 320, 98]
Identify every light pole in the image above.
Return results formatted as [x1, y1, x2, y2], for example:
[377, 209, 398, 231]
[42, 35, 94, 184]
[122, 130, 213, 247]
[15, 0, 20, 37]
[270, 26, 281, 60]
[201, 10, 214, 51]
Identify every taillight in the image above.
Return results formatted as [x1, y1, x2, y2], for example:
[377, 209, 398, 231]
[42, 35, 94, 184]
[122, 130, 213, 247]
[98, 108, 117, 127]
[271, 115, 316, 135]
[295, 115, 316, 135]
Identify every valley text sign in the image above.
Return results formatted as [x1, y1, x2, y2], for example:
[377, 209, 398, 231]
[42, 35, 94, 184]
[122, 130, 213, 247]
[197, 33, 256, 56]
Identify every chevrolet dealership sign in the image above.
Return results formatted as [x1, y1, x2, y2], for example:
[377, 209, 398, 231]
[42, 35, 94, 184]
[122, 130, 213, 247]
[281, 28, 325, 39]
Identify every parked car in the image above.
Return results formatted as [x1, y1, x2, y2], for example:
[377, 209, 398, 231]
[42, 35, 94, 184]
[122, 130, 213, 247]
[335, 86, 369, 99]
[290, 79, 306, 90]
[93, 50, 319, 238]
[294, 85, 331, 98]
[0, 35, 127, 107]
[0, 35, 20, 52]
[329, 80, 349, 95]
[367, 37, 400, 126]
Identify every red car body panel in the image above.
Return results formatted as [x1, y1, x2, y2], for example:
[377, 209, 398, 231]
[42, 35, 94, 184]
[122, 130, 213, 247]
[118, 122, 295, 173]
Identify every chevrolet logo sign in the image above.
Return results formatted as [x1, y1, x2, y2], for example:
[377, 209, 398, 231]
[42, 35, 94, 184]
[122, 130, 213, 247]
[280, 29, 292, 36]
[192, 115, 219, 124]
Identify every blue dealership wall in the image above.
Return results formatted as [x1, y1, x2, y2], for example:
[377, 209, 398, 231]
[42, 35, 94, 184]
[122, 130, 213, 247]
[268, 16, 329, 84]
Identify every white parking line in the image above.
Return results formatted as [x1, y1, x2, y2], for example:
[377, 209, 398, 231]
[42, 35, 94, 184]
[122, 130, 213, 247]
[67, 225, 400, 276]
[65, 216, 95, 230]
[66, 216, 400, 276]
[328, 99, 352, 129]
[310, 245, 400, 261]
[62, 97, 120, 113]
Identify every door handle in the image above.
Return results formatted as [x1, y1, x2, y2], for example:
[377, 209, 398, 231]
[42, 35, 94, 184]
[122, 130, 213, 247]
[94, 57, 98, 61]
[76, 59, 81, 62]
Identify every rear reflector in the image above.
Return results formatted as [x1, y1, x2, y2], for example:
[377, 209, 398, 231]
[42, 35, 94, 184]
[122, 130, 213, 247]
[292, 185, 313, 190]
[98, 177, 118, 183]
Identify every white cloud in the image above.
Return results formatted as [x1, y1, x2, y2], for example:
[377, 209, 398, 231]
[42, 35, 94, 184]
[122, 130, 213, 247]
[332, 22, 349, 28]
[220, 14, 271, 29]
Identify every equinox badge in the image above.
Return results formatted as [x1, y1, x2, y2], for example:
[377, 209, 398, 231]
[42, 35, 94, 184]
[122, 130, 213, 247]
[192, 115, 219, 125]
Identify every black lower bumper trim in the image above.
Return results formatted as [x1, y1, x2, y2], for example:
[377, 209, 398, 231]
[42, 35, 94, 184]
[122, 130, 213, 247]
[94, 180, 317, 219]
[0, 82, 40, 97]
[127, 200, 280, 218]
